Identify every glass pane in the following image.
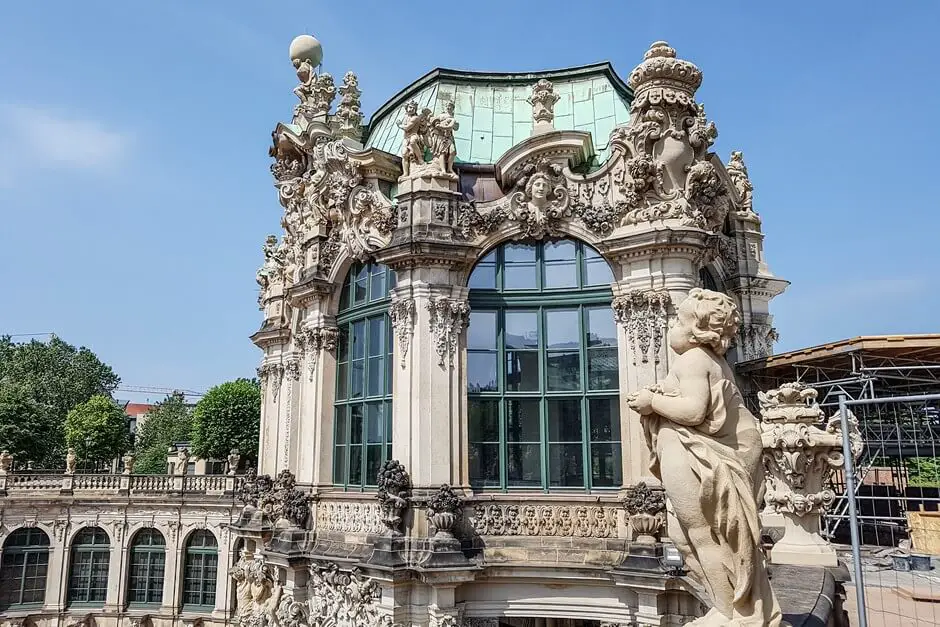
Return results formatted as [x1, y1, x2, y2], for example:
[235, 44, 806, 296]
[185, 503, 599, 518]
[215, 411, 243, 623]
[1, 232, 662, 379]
[334, 407, 347, 445]
[544, 262, 577, 288]
[547, 398, 582, 441]
[351, 361, 364, 398]
[367, 356, 384, 396]
[351, 321, 366, 359]
[335, 363, 348, 400]
[584, 257, 614, 286]
[354, 278, 368, 304]
[589, 397, 620, 441]
[366, 403, 384, 443]
[350, 405, 363, 444]
[547, 351, 581, 391]
[348, 446, 362, 485]
[591, 443, 622, 487]
[504, 243, 536, 262]
[369, 317, 386, 356]
[468, 311, 497, 349]
[546, 309, 579, 348]
[506, 399, 540, 442]
[549, 443, 584, 487]
[506, 352, 539, 391]
[468, 353, 498, 393]
[469, 263, 496, 289]
[469, 399, 499, 442]
[385, 401, 393, 443]
[333, 445, 346, 484]
[544, 240, 576, 261]
[507, 443, 542, 487]
[469, 443, 500, 485]
[369, 270, 386, 300]
[587, 348, 618, 390]
[504, 264, 537, 290]
[365, 445, 383, 485]
[338, 326, 349, 362]
[505, 311, 538, 349]
[586, 307, 616, 347]
[339, 281, 350, 311]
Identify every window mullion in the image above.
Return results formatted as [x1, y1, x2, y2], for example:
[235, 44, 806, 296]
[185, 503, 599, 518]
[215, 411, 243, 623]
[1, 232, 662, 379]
[579, 305, 590, 491]
[538, 306, 549, 492]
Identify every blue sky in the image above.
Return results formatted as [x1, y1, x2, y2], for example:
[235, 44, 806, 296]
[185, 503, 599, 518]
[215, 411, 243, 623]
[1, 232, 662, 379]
[1, 1, 937, 401]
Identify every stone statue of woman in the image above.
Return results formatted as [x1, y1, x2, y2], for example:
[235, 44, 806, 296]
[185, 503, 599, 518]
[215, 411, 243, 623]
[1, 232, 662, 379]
[627, 288, 782, 627]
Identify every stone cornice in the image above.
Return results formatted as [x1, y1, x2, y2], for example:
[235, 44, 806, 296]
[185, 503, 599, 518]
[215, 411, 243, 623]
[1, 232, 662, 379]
[250, 325, 292, 349]
[494, 130, 594, 189]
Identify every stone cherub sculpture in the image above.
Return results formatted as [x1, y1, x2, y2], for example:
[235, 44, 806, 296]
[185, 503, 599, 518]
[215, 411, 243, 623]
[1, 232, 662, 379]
[398, 100, 431, 177]
[627, 288, 782, 626]
[65, 448, 77, 475]
[173, 448, 190, 476]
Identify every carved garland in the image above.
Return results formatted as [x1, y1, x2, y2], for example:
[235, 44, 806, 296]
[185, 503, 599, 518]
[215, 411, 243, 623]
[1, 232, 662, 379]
[612, 290, 672, 364]
[298, 326, 340, 380]
[427, 297, 470, 368]
[471, 504, 618, 538]
[388, 298, 417, 368]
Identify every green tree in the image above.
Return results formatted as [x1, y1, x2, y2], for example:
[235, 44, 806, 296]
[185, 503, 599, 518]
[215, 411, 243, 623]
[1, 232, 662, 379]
[192, 379, 261, 464]
[0, 383, 59, 465]
[0, 335, 120, 464]
[64, 395, 129, 465]
[134, 392, 193, 474]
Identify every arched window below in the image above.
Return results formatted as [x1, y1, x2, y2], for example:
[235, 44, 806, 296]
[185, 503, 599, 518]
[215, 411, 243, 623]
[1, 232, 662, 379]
[467, 239, 622, 491]
[0, 527, 50, 610]
[127, 529, 165, 606]
[68, 527, 110, 606]
[334, 261, 395, 489]
[182, 530, 218, 609]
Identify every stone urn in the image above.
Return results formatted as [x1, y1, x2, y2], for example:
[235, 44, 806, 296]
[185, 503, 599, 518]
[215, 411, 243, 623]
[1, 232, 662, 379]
[623, 482, 666, 544]
[427, 484, 462, 539]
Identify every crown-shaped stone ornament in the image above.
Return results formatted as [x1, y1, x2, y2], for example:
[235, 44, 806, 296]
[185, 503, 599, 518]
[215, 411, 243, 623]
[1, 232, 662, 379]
[628, 40, 703, 105]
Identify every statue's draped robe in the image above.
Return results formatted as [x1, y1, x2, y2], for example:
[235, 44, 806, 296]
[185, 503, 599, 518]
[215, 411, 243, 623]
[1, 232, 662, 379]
[644, 379, 782, 627]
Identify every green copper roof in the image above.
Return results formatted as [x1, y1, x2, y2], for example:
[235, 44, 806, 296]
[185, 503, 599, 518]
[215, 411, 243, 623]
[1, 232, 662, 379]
[364, 63, 632, 165]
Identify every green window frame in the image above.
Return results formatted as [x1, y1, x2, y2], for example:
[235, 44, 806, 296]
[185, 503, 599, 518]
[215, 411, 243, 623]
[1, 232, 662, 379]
[127, 529, 165, 606]
[67, 527, 110, 606]
[0, 527, 50, 610]
[334, 261, 395, 489]
[467, 239, 622, 491]
[182, 530, 217, 609]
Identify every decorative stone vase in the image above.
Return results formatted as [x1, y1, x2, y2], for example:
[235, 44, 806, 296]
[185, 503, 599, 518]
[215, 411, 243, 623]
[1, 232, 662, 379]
[427, 483, 463, 540]
[623, 481, 666, 544]
[429, 511, 457, 539]
[759, 382, 863, 567]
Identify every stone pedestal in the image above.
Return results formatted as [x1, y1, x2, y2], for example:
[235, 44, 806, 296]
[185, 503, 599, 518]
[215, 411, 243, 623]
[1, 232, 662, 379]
[759, 382, 863, 567]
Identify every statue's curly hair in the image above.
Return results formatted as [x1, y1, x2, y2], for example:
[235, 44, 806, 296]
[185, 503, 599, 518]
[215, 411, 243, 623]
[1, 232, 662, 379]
[679, 288, 740, 355]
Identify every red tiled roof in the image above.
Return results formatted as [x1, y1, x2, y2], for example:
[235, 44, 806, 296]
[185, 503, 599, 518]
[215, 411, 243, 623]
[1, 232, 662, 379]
[124, 403, 155, 416]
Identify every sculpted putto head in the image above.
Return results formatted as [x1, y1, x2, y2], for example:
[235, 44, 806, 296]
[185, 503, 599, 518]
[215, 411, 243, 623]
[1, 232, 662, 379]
[526, 173, 552, 205]
[670, 288, 740, 355]
[404, 100, 418, 115]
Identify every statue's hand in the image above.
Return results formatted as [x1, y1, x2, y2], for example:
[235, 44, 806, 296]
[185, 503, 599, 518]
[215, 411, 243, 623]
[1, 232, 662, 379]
[628, 388, 656, 415]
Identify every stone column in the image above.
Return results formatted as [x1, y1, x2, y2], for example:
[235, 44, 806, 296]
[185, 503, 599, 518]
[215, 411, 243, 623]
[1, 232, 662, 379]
[759, 382, 863, 567]
[104, 524, 126, 611]
[160, 522, 182, 613]
[44, 524, 69, 611]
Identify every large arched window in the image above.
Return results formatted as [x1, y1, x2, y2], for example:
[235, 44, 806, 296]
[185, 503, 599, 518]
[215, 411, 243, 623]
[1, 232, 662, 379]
[127, 529, 165, 606]
[334, 261, 395, 489]
[467, 239, 622, 490]
[0, 527, 50, 609]
[68, 527, 110, 606]
[182, 530, 218, 609]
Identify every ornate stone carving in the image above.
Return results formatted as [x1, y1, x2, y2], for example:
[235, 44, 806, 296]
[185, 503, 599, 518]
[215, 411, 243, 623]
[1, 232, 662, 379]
[298, 325, 340, 380]
[122, 454, 135, 475]
[508, 159, 571, 238]
[339, 188, 396, 261]
[315, 501, 384, 535]
[285, 356, 302, 381]
[306, 563, 392, 627]
[398, 100, 432, 178]
[727, 150, 756, 216]
[227, 449, 241, 476]
[292, 55, 335, 123]
[612, 289, 671, 364]
[527, 79, 561, 133]
[376, 459, 410, 535]
[470, 504, 618, 538]
[389, 298, 416, 368]
[623, 481, 666, 542]
[335, 71, 363, 139]
[428, 100, 459, 175]
[236, 467, 270, 509]
[453, 201, 506, 241]
[606, 41, 729, 231]
[258, 363, 285, 401]
[758, 382, 863, 566]
[257, 235, 287, 308]
[172, 448, 190, 476]
[231, 554, 282, 627]
[0, 451, 11, 474]
[427, 484, 463, 539]
[627, 288, 782, 625]
[427, 297, 470, 368]
[256, 469, 310, 528]
[741, 322, 779, 361]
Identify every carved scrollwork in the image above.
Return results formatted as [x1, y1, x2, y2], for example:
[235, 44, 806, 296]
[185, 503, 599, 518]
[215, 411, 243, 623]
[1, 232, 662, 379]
[427, 297, 470, 368]
[315, 501, 384, 535]
[298, 325, 340, 380]
[389, 298, 416, 368]
[470, 503, 617, 538]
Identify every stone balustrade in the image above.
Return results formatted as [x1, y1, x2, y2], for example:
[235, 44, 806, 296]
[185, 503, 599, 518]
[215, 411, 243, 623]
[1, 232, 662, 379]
[0, 471, 244, 497]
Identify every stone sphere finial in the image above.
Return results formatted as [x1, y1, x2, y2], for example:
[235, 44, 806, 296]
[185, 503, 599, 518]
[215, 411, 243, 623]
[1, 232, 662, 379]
[289, 34, 323, 67]
[629, 40, 703, 102]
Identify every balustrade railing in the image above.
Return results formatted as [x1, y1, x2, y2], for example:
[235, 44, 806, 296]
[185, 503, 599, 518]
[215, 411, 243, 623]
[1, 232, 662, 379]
[73, 474, 122, 490]
[7, 474, 62, 490]
[0, 471, 241, 497]
[129, 474, 173, 492]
